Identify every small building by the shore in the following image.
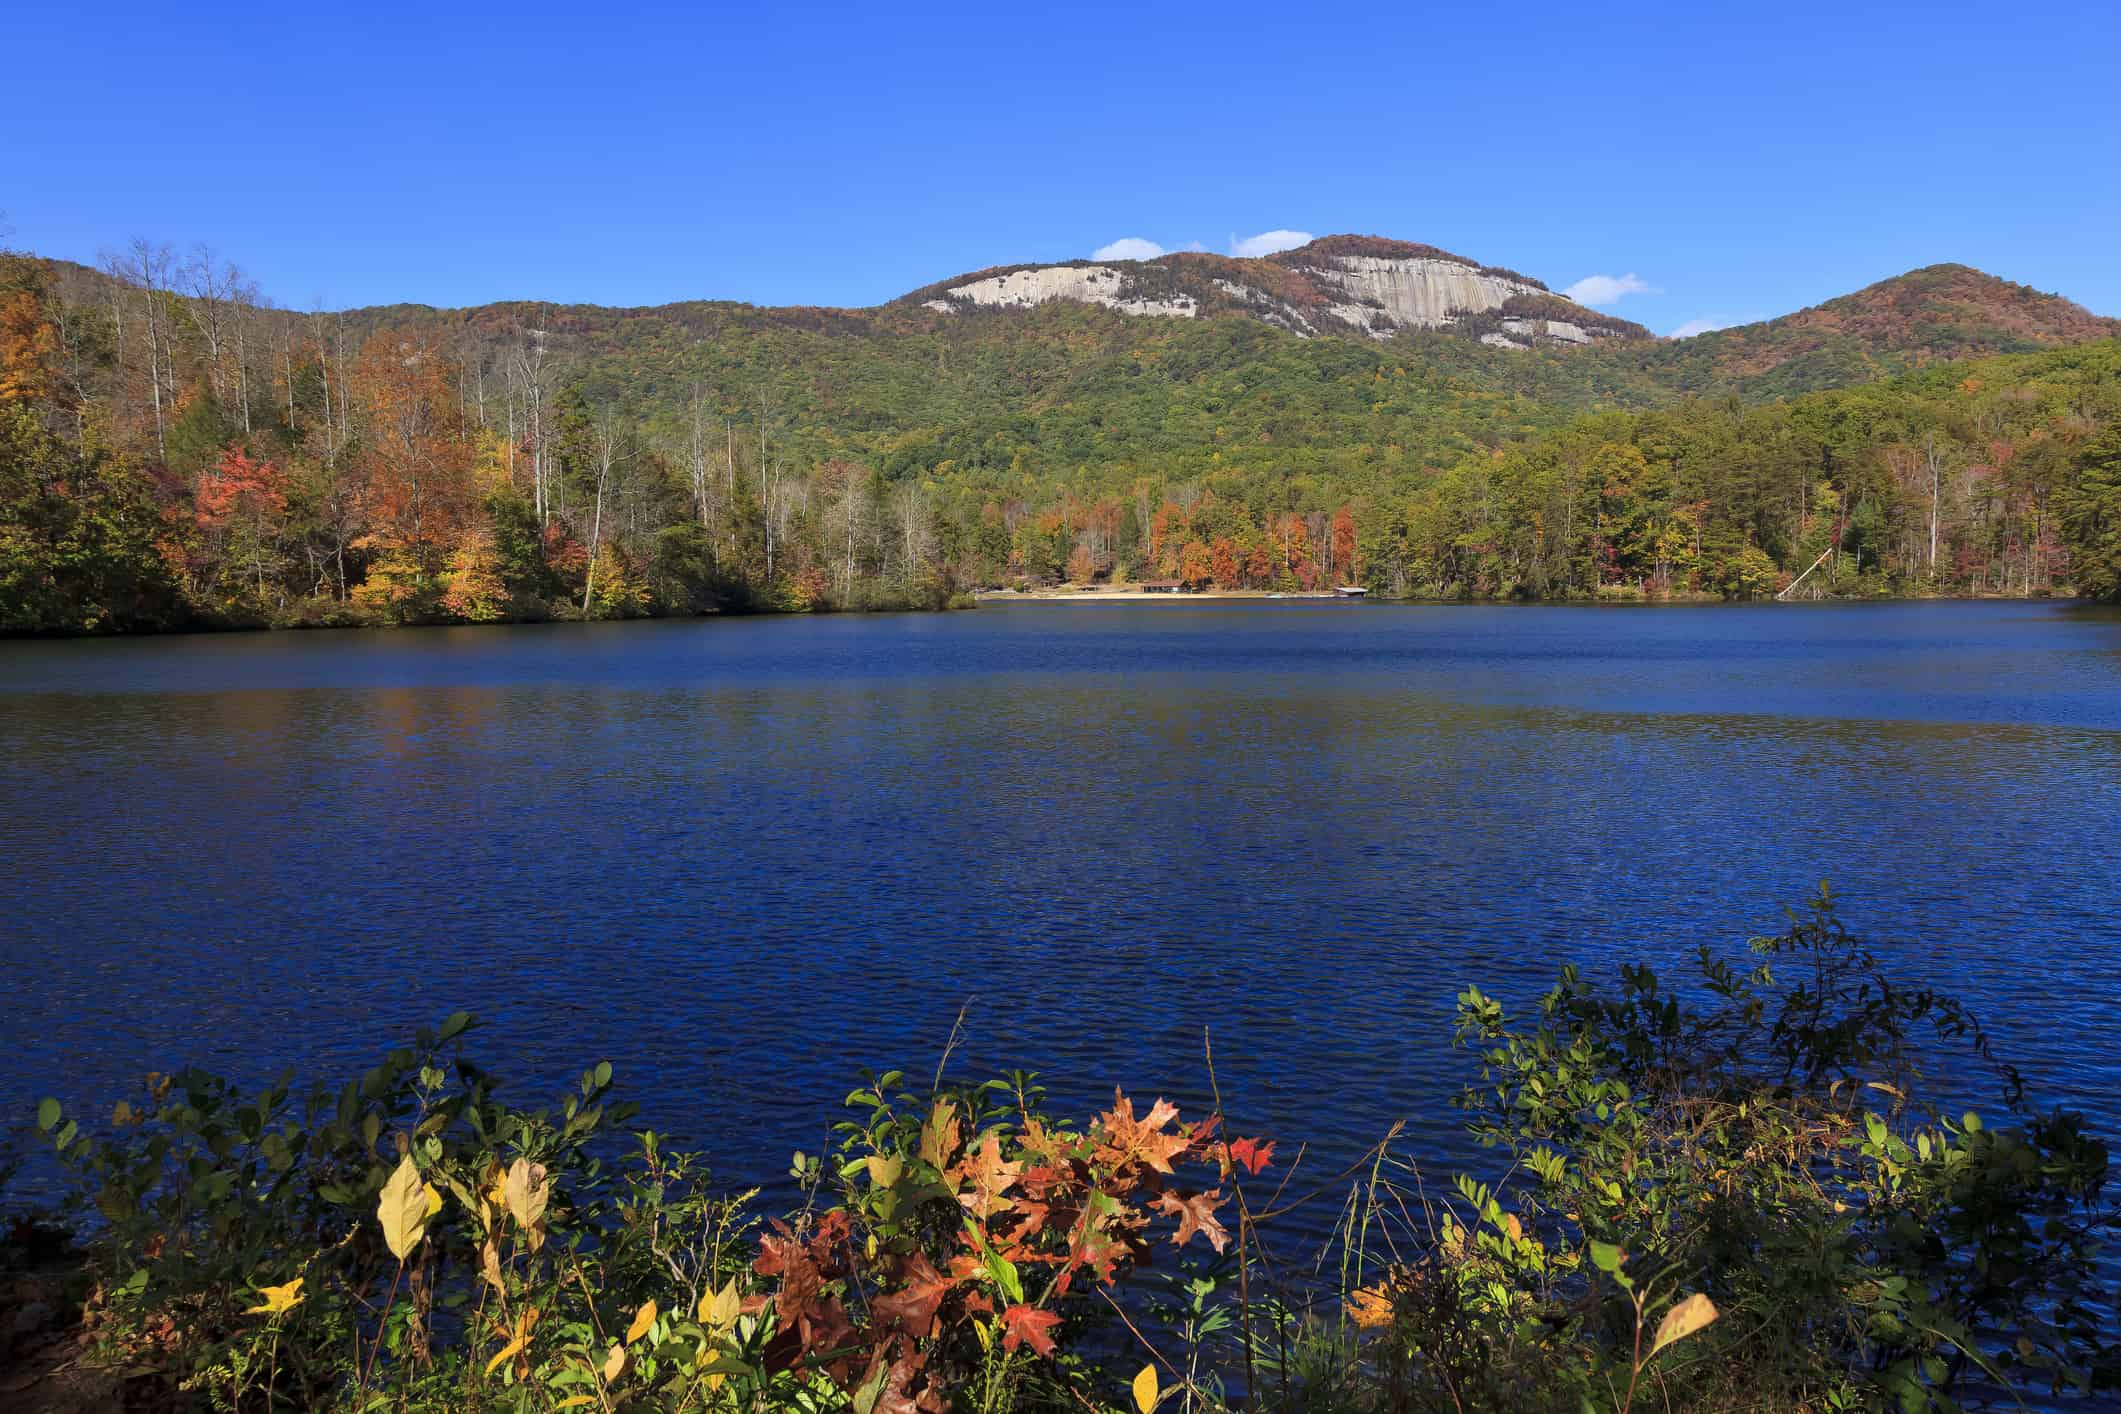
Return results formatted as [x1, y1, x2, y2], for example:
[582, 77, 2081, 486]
[1138, 579, 1188, 594]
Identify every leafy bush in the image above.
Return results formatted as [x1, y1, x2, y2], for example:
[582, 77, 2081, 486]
[8, 893, 2115, 1411]
[1312, 886, 2117, 1411]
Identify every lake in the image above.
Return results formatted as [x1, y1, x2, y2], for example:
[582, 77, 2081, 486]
[3, 600, 2119, 1219]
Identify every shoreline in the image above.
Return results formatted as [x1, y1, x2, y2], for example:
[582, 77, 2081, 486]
[976, 587, 1344, 602]
[975, 587, 2091, 606]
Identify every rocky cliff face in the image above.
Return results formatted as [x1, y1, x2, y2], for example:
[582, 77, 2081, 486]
[904, 235, 1651, 347]
[1287, 252, 1539, 332]
[935, 264, 1198, 319]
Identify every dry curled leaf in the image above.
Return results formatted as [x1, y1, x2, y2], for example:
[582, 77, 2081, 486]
[502, 1158, 550, 1247]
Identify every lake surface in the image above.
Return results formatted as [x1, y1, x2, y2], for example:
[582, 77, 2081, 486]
[4, 601, 2119, 1224]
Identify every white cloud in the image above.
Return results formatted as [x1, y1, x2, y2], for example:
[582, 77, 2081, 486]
[1562, 272, 1658, 306]
[1667, 317, 1728, 339]
[1230, 229, 1314, 259]
[1093, 236, 1165, 262]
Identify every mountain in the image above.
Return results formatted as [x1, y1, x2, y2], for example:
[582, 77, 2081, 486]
[896, 235, 1653, 348]
[5, 234, 2119, 635]
[1615, 263, 2121, 398]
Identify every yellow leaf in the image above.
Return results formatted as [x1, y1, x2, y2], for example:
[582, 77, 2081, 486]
[377, 1156, 438, 1262]
[502, 1158, 550, 1236]
[483, 1306, 539, 1377]
[484, 1336, 527, 1377]
[600, 1342, 628, 1383]
[1650, 1292, 1719, 1358]
[1346, 1284, 1395, 1329]
[919, 1099, 959, 1169]
[1132, 1363, 1160, 1413]
[625, 1299, 657, 1344]
[698, 1278, 741, 1331]
[557, 1399, 597, 1410]
[481, 1160, 508, 1214]
[244, 1276, 306, 1316]
[864, 1153, 904, 1189]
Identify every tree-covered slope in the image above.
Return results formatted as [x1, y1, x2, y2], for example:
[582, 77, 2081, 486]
[5, 239, 2119, 636]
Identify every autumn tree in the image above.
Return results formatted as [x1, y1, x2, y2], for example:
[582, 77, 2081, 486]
[440, 525, 508, 621]
[191, 444, 287, 604]
[2061, 422, 2121, 600]
[1331, 504, 1358, 585]
[351, 332, 476, 570]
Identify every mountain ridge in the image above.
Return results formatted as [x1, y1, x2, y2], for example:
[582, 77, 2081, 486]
[894, 234, 1653, 348]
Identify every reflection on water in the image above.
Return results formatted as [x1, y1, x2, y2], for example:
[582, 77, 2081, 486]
[2, 601, 2118, 1204]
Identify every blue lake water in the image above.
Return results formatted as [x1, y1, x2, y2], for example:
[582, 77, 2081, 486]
[3, 600, 2119, 1215]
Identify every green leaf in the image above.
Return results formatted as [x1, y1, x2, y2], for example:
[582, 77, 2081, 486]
[853, 1364, 888, 1414]
[1589, 1240, 1625, 1273]
[438, 1011, 471, 1041]
[36, 1098, 59, 1133]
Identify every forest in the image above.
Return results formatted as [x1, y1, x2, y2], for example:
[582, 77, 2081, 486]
[4, 242, 2119, 635]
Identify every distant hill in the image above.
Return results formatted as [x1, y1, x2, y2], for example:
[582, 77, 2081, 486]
[1606, 264, 2121, 398]
[18, 242, 2118, 484]
[6, 236, 2118, 634]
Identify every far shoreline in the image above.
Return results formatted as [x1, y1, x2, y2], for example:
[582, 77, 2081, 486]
[975, 586, 2091, 606]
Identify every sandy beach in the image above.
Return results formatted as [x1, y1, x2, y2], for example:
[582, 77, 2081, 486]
[975, 587, 1346, 602]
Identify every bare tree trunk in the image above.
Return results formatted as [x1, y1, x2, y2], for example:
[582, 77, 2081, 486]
[689, 388, 710, 527]
[108, 242, 176, 461]
[581, 413, 619, 617]
[1925, 431, 1943, 575]
[311, 313, 334, 461]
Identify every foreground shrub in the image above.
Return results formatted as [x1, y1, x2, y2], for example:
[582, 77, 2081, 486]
[7, 891, 2115, 1411]
[1302, 886, 2117, 1411]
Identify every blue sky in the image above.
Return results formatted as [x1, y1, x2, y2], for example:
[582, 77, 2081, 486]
[9, 1, 2118, 337]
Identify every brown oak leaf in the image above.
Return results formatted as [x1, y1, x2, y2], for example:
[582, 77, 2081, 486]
[870, 1251, 956, 1340]
[1152, 1188, 1231, 1253]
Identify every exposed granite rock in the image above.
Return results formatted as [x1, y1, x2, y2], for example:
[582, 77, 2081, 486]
[904, 237, 1653, 348]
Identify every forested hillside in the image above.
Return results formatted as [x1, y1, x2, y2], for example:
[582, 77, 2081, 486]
[3, 239, 2118, 634]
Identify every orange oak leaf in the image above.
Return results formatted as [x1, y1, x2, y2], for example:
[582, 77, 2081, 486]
[920, 1099, 961, 1171]
[955, 1132, 1023, 1218]
[1228, 1137, 1276, 1176]
[1000, 1304, 1062, 1357]
[1094, 1091, 1191, 1175]
[1006, 1200, 1053, 1245]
